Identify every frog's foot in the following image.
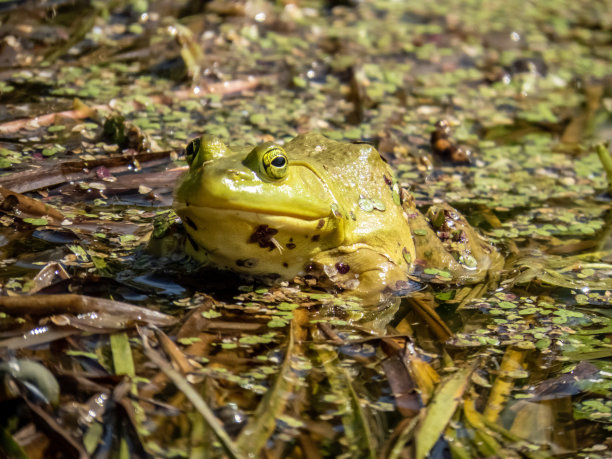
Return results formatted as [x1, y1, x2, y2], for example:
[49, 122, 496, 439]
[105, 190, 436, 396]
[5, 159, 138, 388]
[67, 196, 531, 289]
[311, 246, 413, 305]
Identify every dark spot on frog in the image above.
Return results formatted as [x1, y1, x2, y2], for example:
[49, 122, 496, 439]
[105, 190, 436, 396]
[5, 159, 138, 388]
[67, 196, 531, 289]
[248, 224, 279, 250]
[286, 242, 296, 249]
[452, 229, 467, 242]
[402, 247, 412, 264]
[335, 262, 350, 274]
[437, 231, 451, 241]
[184, 216, 198, 230]
[186, 233, 199, 251]
[349, 211, 356, 221]
[283, 262, 289, 268]
[383, 174, 392, 186]
[311, 235, 320, 242]
[236, 258, 258, 268]
[317, 219, 325, 229]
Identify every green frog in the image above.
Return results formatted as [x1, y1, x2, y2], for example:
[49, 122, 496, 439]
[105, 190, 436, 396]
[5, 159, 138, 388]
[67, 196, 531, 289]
[173, 133, 501, 304]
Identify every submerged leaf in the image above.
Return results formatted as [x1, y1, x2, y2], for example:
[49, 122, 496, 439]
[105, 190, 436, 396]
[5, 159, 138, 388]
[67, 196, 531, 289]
[236, 310, 307, 455]
[317, 345, 377, 459]
[415, 366, 473, 459]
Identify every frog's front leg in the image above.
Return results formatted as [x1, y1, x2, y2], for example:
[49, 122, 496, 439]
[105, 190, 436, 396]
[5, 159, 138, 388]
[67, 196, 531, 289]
[402, 194, 503, 285]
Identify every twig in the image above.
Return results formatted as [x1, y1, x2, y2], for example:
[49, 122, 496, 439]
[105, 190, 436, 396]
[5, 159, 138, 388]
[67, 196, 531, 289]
[0, 151, 173, 193]
[139, 326, 243, 459]
[0, 185, 65, 222]
[0, 294, 176, 326]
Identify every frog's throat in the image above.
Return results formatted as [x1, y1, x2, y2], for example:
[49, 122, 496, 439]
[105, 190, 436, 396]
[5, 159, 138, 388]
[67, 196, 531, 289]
[174, 204, 347, 274]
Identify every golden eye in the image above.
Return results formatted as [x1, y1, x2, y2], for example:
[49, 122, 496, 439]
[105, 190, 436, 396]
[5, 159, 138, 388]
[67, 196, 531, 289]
[184, 137, 201, 166]
[261, 146, 288, 180]
[244, 142, 289, 180]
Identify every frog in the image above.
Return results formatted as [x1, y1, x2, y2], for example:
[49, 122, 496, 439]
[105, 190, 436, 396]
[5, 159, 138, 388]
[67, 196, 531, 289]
[172, 133, 501, 305]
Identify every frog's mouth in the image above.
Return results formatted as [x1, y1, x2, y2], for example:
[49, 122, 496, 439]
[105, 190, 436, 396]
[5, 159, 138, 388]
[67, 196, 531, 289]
[173, 201, 330, 223]
[172, 202, 340, 249]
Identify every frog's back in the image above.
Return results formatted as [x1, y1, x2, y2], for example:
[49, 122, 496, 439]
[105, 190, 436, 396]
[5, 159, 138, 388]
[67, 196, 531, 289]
[285, 134, 392, 185]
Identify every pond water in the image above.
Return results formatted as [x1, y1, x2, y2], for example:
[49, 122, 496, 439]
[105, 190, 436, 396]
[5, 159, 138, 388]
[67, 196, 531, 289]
[0, 0, 610, 457]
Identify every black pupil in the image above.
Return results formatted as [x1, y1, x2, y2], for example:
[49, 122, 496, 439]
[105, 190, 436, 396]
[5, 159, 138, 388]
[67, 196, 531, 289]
[271, 156, 286, 168]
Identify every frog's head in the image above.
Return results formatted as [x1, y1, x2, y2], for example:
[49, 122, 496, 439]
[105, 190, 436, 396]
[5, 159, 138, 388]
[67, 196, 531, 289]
[173, 135, 344, 278]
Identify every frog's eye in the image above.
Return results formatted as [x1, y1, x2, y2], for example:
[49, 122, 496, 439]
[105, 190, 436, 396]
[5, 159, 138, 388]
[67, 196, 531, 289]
[184, 137, 201, 166]
[261, 146, 288, 180]
[244, 142, 289, 180]
[185, 135, 229, 167]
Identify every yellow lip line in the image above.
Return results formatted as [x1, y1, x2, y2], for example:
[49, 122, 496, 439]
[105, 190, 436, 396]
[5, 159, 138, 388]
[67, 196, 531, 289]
[175, 201, 329, 221]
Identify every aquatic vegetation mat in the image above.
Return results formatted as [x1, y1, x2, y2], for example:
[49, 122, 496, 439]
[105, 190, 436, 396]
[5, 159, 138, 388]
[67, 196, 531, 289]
[0, 0, 611, 457]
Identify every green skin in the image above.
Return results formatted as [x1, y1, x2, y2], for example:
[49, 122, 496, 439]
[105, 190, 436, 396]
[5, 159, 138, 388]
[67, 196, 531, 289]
[173, 133, 500, 303]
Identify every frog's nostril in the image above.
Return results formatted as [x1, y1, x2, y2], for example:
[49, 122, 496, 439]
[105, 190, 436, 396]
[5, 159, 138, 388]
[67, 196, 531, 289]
[228, 169, 250, 180]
